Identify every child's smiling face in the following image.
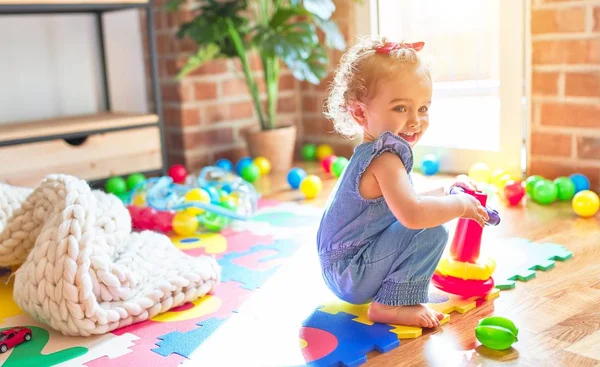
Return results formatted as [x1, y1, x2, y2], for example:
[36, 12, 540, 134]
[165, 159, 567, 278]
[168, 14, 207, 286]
[353, 63, 432, 147]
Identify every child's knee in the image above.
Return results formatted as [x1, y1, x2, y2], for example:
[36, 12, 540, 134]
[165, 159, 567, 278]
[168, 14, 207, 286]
[427, 224, 449, 247]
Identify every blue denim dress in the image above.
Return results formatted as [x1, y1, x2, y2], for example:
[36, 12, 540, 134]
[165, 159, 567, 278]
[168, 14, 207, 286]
[316, 131, 449, 306]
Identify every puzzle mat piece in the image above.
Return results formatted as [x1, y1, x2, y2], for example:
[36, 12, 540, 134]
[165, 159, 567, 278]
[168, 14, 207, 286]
[112, 280, 252, 339]
[0, 276, 23, 324]
[58, 333, 139, 367]
[480, 237, 574, 290]
[152, 317, 227, 358]
[84, 334, 185, 367]
[219, 239, 301, 290]
[0, 325, 87, 367]
[178, 312, 399, 367]
[170, 232, 227, 257]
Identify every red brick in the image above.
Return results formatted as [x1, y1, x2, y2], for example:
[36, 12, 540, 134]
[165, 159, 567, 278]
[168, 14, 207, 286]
[193, 82, 217, 100]
[532, 72, 560, 95]
[577, 136, 600, 159]
[166, 131, 183, 150]
[528, 158, 600, 192]
[184, 153, 214, 172]
[532, 39, 600, 65]
[531, 7, 586, 34]
[316, 74, 334, 92]
[167, 10, 193, 29]
[163, 106, 201, 127]
[540, 103, 600, 128]
[156, 34, 173, 54]
[232, 52, 263, 72]
[182, 128, 235, 150]
[161, 84, 192, 103]
[214, 147, 250, 164]
[302, 96, 324, 113]
[279, 74, 297, 91]
[204, 104, 230, 124]
[303, 117, 331, 135]
[230, 101, 255, 120]
[565, 72, 600, 97]
[221, 78, 249, 97]
[530, 131, 572, 157]
[595, 7, 600, 32]
[176, 38, 197, 53]
[277, 95, 297, 113]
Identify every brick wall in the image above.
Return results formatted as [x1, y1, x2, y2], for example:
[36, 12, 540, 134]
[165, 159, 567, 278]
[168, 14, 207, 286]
[529, 0, 600, 190]
[141, 0, 302, 172]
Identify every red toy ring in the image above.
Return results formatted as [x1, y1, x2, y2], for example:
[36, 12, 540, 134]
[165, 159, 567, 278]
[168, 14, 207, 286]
[431, 272, 495, 298]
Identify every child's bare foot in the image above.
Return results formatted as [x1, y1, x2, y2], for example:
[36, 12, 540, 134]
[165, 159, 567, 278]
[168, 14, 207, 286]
[367, 302, 444, 328]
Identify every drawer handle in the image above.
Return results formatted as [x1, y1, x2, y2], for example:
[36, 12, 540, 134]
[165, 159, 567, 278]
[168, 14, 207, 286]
[64, 136, 89, 146]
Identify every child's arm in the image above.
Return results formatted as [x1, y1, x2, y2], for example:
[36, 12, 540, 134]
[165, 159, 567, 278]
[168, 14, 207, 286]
[371, 152, 487, 229]
[418, 186, 445, 197]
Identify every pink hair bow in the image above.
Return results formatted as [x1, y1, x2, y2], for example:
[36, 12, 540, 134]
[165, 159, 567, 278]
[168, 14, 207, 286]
[375, 41, 425, 54]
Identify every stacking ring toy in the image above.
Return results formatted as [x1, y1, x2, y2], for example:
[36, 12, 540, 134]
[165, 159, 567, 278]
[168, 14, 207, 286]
[437, 257, 496, 281]
[431, 272, 495, 298]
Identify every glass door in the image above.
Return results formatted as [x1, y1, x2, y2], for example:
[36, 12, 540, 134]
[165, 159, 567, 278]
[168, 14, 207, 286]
[356, 0, 527, 178]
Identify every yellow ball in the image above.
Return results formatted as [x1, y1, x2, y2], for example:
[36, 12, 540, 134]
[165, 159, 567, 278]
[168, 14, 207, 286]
[300, 175, 323, 199]
[316, 144, 334, 162]
[184, 188, 211, 215]
[253, 156, 271, 175]
[172, 212, 199, 236]
[132, 193, 146, 207]
[468, 163, 492, 183]
[491, 169, 511, 189]
[572, 190, 600, 218]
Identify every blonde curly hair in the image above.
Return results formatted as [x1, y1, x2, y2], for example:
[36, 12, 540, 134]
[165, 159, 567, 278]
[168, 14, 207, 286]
[324, 35, 431, 139]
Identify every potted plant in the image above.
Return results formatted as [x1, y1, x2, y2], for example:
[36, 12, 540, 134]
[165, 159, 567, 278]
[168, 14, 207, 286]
[166, 0, 347, 171]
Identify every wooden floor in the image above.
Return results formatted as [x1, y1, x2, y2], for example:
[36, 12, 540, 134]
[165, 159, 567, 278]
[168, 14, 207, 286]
[256, 162, 600, 367]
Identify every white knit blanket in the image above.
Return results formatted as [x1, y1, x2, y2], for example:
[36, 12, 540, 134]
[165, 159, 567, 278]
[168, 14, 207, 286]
[0, 174, 220, 336]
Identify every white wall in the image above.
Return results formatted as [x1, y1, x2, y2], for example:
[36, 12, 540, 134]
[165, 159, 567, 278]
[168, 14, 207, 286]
[0, 9, 147, 125]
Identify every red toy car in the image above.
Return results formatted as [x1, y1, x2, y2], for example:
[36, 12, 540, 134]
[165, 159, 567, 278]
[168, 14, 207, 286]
[0, 327, 32, 353]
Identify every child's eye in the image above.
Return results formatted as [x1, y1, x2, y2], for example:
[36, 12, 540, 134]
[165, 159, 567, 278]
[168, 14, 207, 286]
[393, 106, 407, 112]
[419, 106, 429, 113]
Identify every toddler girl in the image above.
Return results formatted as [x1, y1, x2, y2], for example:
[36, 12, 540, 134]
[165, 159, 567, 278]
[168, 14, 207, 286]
[317, 36, 489, 328]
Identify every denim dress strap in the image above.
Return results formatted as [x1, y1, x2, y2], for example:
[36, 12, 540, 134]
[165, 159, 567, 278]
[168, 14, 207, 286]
[354, 131, 415, 203]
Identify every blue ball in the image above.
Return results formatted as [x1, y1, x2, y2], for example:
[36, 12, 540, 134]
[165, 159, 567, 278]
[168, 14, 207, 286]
[202, 185, 221, 204]
[215, 158, 233, 171]
[287, 168, 307, 189]
[221, 183, 232, 194]
[570, 173, 590, 193]
[420, 154, 439, 176]
[235, 157, 253, 175]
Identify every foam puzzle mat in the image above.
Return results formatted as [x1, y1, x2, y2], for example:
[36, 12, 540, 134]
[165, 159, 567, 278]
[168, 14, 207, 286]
[0, 199, 573, 367]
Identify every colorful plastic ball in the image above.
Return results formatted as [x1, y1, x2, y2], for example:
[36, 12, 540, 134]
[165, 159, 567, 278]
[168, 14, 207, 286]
[300, 175, 323, 199]
[172, 212, 199, 236]
[553, 176, 576, 201]
[202, 185, 221, 204]
[570, 173, 590, 193]
[525, 175, 544, 197]
[287, 168, 307, 189]
[235, 157, 253, 175]
[504, 180, 525, 206]
[572, 190, 600, 218]
[475, 316, 519, 351]
[201, 212, 227, 232]
[468, 163, 492, 183]
[491, 169, 513, 190]
[253, 157, 271, 175]
[184, 188, 211, 215]
[321, 155, 337, 174]
[316, 144, 334, 161]
[116, 192, 130, 203]
[533, 179, 557, 205]
[221, 184, 232, 194]
[105, 177, 127, 195]
[168, 164, 187, 184]
[420, 154, 439, 176]
[301, 144, 317, 161]
[241, 163, 260, 183]
[219, 195, 237, 210]
[332, 157, 349, 178]
[126, 173, 146, 191]
[215, 158, 233, 171]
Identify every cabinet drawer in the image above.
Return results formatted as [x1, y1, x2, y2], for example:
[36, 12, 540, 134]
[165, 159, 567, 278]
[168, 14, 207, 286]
[0, 126, 162, 187]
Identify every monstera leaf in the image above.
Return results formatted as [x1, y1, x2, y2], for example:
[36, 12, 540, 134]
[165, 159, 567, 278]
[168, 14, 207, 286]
[313, 16, 345, 50]
[176, 43, 221, 79]
[284, 43, 329, 84]
[290, 0, 335, 20]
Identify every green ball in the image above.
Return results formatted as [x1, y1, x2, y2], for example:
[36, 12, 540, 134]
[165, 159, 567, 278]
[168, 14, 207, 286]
[201, 212, 228, 232]
[241, 163, 260, 183]
[126, 173, 146, 191]
[105, 177, 127, 195]
[553, 176, 576, 201]
[533, 179, 557, 205]
[116, 192, 130, 203]
[525, 175, 543, 197]
[219, 196, 237, 210]
[332, 157, 349, 178]
[301, 144, 317, 161]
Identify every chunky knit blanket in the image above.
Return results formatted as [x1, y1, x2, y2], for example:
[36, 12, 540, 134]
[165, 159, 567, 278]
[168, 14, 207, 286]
[0, 174, 220, 336]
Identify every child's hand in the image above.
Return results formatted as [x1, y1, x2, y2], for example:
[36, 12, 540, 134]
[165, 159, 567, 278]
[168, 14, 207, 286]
[446, 174, 480, 195]
[456, 194, 489, 227]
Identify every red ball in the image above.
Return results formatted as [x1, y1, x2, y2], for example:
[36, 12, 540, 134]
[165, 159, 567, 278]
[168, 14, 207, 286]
[504, 180, 525, 206]
[321, 155, 337, 174]
[169, 164, 187, 184]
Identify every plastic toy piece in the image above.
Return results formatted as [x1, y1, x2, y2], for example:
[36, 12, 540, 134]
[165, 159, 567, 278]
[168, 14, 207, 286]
[437, 257, 496, 280]
[153, 318, 226, 358]
[0, 326, 32, 353]
[475, 316, 519, 350]
[431, 272, 496, 299]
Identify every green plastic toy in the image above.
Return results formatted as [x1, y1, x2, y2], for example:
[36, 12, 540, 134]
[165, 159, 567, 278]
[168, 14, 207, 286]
[475, 316, 519, 350]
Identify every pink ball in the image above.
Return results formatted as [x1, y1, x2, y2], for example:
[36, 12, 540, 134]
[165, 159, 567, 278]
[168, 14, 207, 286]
[169, 164, 187, 184]
[321, 155, 337, 174]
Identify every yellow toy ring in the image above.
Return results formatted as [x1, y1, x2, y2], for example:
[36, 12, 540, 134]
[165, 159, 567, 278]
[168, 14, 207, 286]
[437, 257, 496, 281]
